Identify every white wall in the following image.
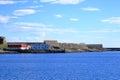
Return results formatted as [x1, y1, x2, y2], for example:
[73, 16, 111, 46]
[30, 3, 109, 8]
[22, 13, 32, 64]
[31, 44, 50, 50]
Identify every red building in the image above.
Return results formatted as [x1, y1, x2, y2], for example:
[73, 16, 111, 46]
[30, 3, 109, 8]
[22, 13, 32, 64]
[7, 43, 30, 50]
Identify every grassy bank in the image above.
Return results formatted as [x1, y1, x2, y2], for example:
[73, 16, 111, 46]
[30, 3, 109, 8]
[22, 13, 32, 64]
[0, 44, 8, 49]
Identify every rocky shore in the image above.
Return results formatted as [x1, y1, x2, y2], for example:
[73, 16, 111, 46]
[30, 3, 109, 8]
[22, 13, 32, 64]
[0, 50, 18, 54]
[0, 48, 120, 54]
[0, 49, 65, 54]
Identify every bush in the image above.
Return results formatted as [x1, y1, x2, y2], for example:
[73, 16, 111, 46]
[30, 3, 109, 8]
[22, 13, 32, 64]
[0, 44, 8, 49]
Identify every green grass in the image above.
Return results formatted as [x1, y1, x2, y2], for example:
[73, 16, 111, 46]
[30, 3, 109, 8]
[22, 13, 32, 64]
[0, 44, 8, 49]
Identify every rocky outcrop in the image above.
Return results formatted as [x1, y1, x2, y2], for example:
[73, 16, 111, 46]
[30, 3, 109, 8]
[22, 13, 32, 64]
[43, 40, 104, 52]
[0, 36, 7, 44]
[44, 40, 59, 50]
[87, 44, 103, 52]
[0, 36, 7, 49]
[59, 43, 89, 52]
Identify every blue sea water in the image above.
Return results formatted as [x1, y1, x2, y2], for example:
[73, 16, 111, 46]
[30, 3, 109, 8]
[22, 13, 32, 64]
[0, 52, 120, 80]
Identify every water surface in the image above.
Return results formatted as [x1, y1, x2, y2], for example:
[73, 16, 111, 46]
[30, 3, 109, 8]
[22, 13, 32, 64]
[0, 52, 120, 80]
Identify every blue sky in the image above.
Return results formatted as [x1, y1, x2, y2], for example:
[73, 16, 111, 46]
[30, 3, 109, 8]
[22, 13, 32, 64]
[0, 0, 120, 47]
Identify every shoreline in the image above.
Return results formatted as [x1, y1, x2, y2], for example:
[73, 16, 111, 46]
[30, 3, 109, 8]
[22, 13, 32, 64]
[0, 49, 66, 54]
[0, 51, 120, 54]
[1, 48, 120, 54]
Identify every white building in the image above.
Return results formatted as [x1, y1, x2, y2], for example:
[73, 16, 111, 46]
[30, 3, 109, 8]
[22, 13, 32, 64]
[31, 43, 50, 50]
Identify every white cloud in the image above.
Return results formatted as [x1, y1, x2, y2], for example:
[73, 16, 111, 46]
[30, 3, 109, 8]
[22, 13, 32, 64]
[102, 17, 120, 24]
[6, 22, 51, 33]
[0, 0, 15, 4]
[81, 7, 100, 11]
[0, 15, 10, 23]
[6, 22, 77, 37]
[0, 0, 27, 5]
[55, 14, 62, 18]
[70, 18, 79, 21]
[13, 9, 36, 16]
[40, 0, 85, 4]
[20, 26, 32, 31]
[28, 5, 43, 8]
[8, 36, 47, 42]
[40, 0, 56, 2]
[88, 29, 120, 33]
[14, 22, 47, 27]
[5, 22, 77, 42]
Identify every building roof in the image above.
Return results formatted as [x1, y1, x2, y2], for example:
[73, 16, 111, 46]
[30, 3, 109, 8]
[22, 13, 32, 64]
[8, 42, 43, 44]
